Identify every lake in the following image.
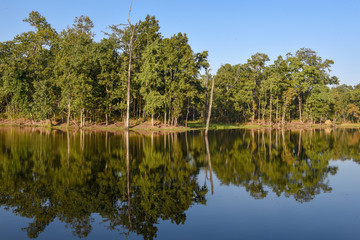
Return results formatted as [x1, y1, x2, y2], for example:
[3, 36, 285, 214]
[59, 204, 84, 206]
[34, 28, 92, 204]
[0, 127, 359, 239]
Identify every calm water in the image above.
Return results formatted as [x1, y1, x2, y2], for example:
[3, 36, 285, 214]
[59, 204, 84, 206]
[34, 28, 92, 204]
[0, 128, 360, 239]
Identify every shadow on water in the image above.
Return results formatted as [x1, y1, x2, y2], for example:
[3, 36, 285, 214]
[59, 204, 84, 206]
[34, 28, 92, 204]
[0, 127, 359, 239]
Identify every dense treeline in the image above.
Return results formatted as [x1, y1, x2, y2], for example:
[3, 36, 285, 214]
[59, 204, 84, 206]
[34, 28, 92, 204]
[213, 51, 360, 124]
[1, 11, 359, 126]
[0, 11, 209, 127]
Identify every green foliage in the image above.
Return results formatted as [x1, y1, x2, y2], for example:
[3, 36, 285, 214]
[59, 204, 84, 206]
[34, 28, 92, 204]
[304, 85, 332, 122]
[346, 104, 360, 122]
[32, 80, 56, 120]
[144, 91, 165, 115]
[212, 49, 341, 124]
[0, 11, 209, 126]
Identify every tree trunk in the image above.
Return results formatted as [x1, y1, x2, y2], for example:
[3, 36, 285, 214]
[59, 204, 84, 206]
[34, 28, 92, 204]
[258, 96, 261, 121]
[298, 94, 302, 123]
[83, 109, 86, 127]
[185, 104, 190, 128]
[151, 114, 154, 127]
[204, 69, 209, 123]
[262, 92, 266, 123]
[205, 76, 215, 136]
[80, 109, 83, 127]
[30, 113, 35, 125]
[133, 97, 136, 119]
[251, 99, 256, 124]
[164, 110, 167, 126]
[282, 105, 286, 124]
[269, 93, 273, 125]
[276, 98, 279, 124]
[125, 4, 135, 129]
[109, 106, 111, 125]
[289, 109, 291, 123]
[67, 99, 71, 127]
[168, 111, 171, 126]
[138, 96, 141, 119]
[106, 86, 109, 126]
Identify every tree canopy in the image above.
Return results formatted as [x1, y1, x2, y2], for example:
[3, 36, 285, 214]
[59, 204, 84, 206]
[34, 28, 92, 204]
[1, 11, 358, 125]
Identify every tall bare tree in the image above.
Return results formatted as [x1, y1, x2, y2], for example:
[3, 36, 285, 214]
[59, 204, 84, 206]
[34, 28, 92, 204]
[125, 1, 135, 129]
[205, 75, 215, 135]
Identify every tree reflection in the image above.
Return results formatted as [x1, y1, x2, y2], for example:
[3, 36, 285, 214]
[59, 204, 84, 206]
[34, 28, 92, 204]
[207, 129, 356, 202]
[0, 128, 359, 238]
[0, 129, 207, 239]
[204, 134, 214, 195]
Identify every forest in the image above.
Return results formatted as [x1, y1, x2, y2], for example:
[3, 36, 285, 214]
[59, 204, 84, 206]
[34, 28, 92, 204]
[1, 11, 360, 127]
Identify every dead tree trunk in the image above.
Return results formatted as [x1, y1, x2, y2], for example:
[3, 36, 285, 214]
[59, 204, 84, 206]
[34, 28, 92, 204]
[125, 1, 135, 129]
[205, 76, 215, 136]
[204, 69, 209, 123]
[67, 99, 71, 127]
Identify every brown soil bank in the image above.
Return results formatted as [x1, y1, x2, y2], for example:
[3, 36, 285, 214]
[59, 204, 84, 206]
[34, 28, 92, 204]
[0, 118, 189, 132]
[0, 118, 359, 132]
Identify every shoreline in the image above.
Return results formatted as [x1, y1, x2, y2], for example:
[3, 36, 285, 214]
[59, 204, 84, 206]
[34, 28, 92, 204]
[0, 119, 359, 132]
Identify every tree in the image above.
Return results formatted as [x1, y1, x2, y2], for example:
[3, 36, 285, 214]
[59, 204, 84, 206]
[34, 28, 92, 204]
[205, 74, 214, 135]
[55, 15, 97, 127]
[2, 11, 349, 127]
[247, 53, 270, 122]
[263, 56, 288, 124]
[287, 48, 338, 122]
[212, 63, 253, 123]
[161, 33, 200, 126]
[0, 11, 58, 121]
[138, 40, 165, 126]
[304, 85, 332, 123]
[125, 2, 136, 129]
[282, 88, 296, 124]
[97, 37, 122, 125]
[346, 104, 360, 123]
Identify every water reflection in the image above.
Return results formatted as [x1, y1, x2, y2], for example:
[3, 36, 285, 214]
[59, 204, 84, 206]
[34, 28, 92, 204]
[210, 129, 341, 202]
[0, 128, 359, 239]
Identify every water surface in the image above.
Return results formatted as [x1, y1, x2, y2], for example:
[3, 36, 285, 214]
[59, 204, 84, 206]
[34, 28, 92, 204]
[0, 128, 359, 239]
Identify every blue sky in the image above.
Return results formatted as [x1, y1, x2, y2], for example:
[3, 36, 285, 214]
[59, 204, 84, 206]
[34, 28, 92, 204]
[1, 0, 360, 85]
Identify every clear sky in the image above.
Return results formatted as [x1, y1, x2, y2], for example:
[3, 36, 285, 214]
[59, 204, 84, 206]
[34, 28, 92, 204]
[1, 0, 360, 86]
